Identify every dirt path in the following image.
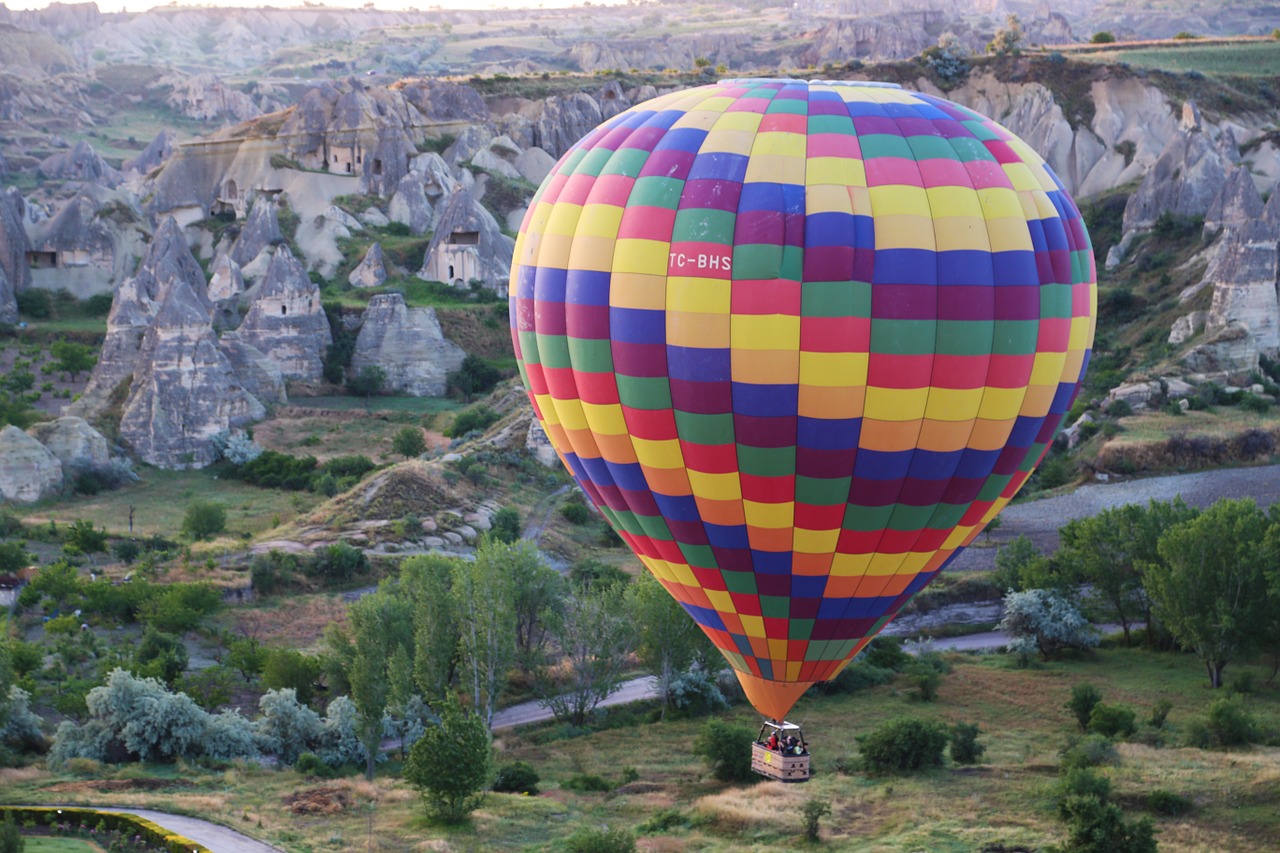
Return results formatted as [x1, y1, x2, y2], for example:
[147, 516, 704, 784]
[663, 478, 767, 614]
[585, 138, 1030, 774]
[950, 464, 1280, 571]
[16, 806, 282, 853]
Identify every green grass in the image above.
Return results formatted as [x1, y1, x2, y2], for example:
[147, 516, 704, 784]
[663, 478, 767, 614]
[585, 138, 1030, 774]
[23, 838, 103, 852]
[285, 395, 463, 415]
[9, 466, 324, 539]
[1081, 40, 1280, 77]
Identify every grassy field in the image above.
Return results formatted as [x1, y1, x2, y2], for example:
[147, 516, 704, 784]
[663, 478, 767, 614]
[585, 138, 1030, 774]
[23, 838, 104, 852]
[284, 396, 462, 416]
[1079, 40, 1280, 77]
[3, 647, 1278, 852]
[10, 466, 326, 540]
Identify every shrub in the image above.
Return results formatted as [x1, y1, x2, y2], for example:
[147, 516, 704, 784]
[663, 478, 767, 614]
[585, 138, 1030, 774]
[1188, 697, 1256, 748]
[1059, 734, 1118, 770]
[564, 826, 636, 853]
[182, 500, 227, 540]
[111, 539, 141, 565]
[489, 506, 522, 544]
[294, 751, 327, 776]
[562, 773, 613, 792]
[906, 661, 942, 702]
[636, 809, 688, 833]
[950, 722, 985, 764]
[236, 450, 317, 491]
[492, 761, 540, 795]
[1147, 789, 1192, 816]
[857, 718, 949, 773]
[448, 355, 502, 401]
[448, 405, 499, 438]
[1091, 31, 1116, 43]
[802, 798, 831, 842]
[1067, 683, 1103, 731]
[16, 289, 53, 318]
[392, 426, 426, 459]
[667, 669, 729, 715]
[307, 541, 367, 584]
[1058, 796, 1157, 853]
[826, 661, 894, 694]
[561, 502, 591, 524]
[0, 810, 20, 853]
[404, 694, 493, 823]
[1057, 768, 1113, 823]
[1000, 589, 1097, 661]
[250, 550, 300, 596]
[693, 719, 756, 783]
[1149, 699, 1172, 730]
[1088, 703, 1137, 739]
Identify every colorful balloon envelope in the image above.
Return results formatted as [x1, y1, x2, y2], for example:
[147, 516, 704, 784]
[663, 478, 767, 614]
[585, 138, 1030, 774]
[509, 78, 1096, 721]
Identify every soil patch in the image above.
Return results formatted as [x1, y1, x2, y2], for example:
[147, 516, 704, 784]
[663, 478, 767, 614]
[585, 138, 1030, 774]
[283, 785, 352, 815]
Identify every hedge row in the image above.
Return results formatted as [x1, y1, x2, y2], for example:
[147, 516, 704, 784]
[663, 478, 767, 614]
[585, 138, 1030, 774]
[0, 806, 211, 853]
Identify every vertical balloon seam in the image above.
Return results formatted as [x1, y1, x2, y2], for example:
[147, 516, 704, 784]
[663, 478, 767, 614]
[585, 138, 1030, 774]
[727, 80, 786, 682]
[810, 84, 938, 658]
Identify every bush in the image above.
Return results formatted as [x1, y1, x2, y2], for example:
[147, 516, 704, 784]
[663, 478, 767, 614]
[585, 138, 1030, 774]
[802, 798, 831, 842]
[1090, 31, 1116, 43]
[294, 751, 327, 776]
[1149, 699, 1173, 730]
[906, 661, 943, 702]
[1059, 734, 1118, 770]
[16, 289, 53, 318]
[0, 810, 20, 853]
[1067, 683, 1103, 732]
[1147, 789, 1192, 816]
[1088, 703, 1137, 739]
[1057, 767, 1112, 816]
[1188, 697, 1256, 748]
[111, 539, 141, 565]
[392, 426, 426, 459]
[562, 773, 613, 792]
[404, 695, 493, 823]
[693, 719, 756, 783]
[857, 718, 949, 773]
[235, 450, 317, 491]
[250, 550, 301, 596]
[564, 826, 636, 853]
[1058, 796, 1157, 853]
[307, 541, 367, 584]
[999, 589, 1097, 662]
[182, 500, 227, 540]
[492, 761, 540, 795]
[561, 502, 591, 524]
[448, 405, 499, 438]
[950, 722, 985, 764]
[489, 506, 522, 544]
[448, 355, 502, 401]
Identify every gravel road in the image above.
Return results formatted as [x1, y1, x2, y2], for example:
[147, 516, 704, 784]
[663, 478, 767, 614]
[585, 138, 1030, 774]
[949, 463, 1280, 570]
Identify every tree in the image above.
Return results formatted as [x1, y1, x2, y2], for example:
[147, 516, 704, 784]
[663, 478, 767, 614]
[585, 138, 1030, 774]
[182, 500, 227, 540]
[346, 365, 386, 407]
[132, 627, 189, 685]
[340, 588, 415, 779]
[392, 426, 426, 459]
[0, 806, 24, 853]
[987, 13, 1024, 55]
[262, 648, 323, 705]
[399, 555, 461, 702]
[991, 534, 1042, 592]
[1090, 31, 1116, 43]
[226, 636, 267, 682]
[920, 32, 969, 88]
[448, 355, 501, 402]
[501, 540, 562, 669]
[538, 580, 634, 727]
[50, 339, 97, 381]
[998, 589, 1098, 662]
[256, 687, 321, 764]
[64, 520, 108, 555]
[0, 542, 29, 575]
[1066, 683, 1102, 732]
[452, 539, 517, 727]
[404, 693, 492, 823]
[1148, 498, 1275, 688]
[627, 572, 707, 718]
[1057, 499, 1198, 645]
[858, 717, 949, 773]
[488, 506, 522, 544]
[693, 718, 756, 782]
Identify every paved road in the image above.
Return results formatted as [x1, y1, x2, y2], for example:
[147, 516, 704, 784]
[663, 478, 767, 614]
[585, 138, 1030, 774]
[950, 463, 1280, 570]
[17, 806, 282, 853]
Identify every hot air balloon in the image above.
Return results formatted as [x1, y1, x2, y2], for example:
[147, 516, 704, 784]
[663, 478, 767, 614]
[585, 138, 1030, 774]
[509, 78, 1096, 760]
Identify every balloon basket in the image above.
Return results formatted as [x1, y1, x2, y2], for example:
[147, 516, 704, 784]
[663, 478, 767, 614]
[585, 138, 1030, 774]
[751, 719, 810, 782]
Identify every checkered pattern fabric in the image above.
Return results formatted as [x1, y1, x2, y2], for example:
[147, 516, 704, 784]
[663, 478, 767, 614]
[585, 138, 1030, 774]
[509, 79, 1096, 720]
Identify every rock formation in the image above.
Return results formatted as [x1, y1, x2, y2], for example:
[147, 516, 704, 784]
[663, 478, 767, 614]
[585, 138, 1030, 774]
[519, 94, 604, 160]
[1120, 102, 1228, 235]
[471, 135, 524, 181]
[388, 172, 433, 235]
[349, 242, 387, 289]
[236, 245, 331, 382]
[26, 190, 123, 294]
[119, 279, 265, 469]
[0, 425, 63, 504]
[229, 197, 283, 268]
[0, 187, 29, 322]
[218, 331, 288, 406]
[207, 252, 245, 302]
[418, 187, 515, 292]
[69, 216, 208, 417]
[1204, 166, 1265, 234]
[526, 420, 557, 468]
[122, 129, 175, 177]
[26, 417, 111, 474]
[37, 140, 123, 188]
[160, 72, 262, 122]
[349, 293, 464, 396]
[1200, 220, 1280, 355]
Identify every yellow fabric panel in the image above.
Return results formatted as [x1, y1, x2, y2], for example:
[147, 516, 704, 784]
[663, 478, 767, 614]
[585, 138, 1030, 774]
[688, 470, 743, 501]
[668, 277, 731, 313]
[933, 217, 991, 252]
[794, 527, 840, 554]
[740, 615, 766, 638]
[576, 203, 625, 238]
[1069, 315, 1092, 350]
[926, 185, 983, 218]
[768, 639, 788, 659]
[977, 187, 1023, 220]
[754, 130, 806, 158]
[613, 239, 670, 277]
[873, 214, 937, 250]
[744, 500, 795, 530]
[732, 314, 801, 350]
[976, 386, 1025, 420]
[799, 351, 868, 387]
[830, 552, 873, 577]
[744, 153, 805, 185]
[701, 129, 758, 156]
[864, 551, 909, 577]
[985, 217, 1035, 253]
[705, 589, 735, 615]
[925, 387, 984, 421]
[552, 398, 588, 431]
[807, 182, 857, 214]
[545, 202, 584, 236]
[567, 236, 619, 272]
[534, 232, 573, 269]
[942, 524, 976, 549]
[869, 184, 928, 217]
[807, 157, 867, 189]
[580, 402, 627, 435]
[864, 386, 930, 420]
[710, 110, 764, 132]
[610, 271, 668, 309]
[631, 437, 684, 469]
[1029, 350, 1069, 385]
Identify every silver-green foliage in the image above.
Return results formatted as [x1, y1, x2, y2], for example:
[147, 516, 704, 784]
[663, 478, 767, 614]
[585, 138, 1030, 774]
[255, 687, 322, 765]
